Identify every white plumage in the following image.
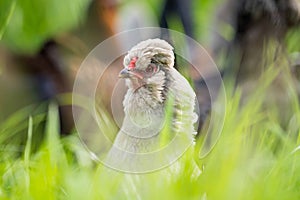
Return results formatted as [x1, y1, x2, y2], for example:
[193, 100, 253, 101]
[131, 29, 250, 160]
[106, 38, 198, 173]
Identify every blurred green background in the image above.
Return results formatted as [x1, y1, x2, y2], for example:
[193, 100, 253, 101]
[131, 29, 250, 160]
[0, 0, 300, 199]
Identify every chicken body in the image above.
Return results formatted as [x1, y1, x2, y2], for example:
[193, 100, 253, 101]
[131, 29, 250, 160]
[106, 39, 198, 172]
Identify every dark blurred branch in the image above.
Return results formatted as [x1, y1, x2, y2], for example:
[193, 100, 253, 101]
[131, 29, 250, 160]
[17, 41, 73, 134]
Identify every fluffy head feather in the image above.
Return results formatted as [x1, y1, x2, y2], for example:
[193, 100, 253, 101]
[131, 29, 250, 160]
[120, 39, 175, 105]
[123, 38, 175, 71]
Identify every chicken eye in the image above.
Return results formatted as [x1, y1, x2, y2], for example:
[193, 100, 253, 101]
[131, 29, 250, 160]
[145, 64, 157, 73]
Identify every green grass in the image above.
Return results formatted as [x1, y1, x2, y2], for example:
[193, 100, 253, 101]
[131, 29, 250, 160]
[1, 1, 300, 199]
[1, 69, 300, 200]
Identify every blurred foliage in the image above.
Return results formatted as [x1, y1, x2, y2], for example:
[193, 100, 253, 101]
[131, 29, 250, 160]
[146, 0, 223, 43]
[193, 0, 223, 43]
[0, 0, 16, 40]
[286, 28, 300, 53]
[0, 0, 91, 55]
[0, 73, 300, 199]
[0, 0, 300, 199]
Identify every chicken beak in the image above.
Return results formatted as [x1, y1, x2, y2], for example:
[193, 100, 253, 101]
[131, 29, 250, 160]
[119, 68, 143, 79]
[119, 68, 131, 78]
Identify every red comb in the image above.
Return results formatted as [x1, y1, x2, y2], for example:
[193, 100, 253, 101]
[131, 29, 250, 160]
[128, 57, 138, 70]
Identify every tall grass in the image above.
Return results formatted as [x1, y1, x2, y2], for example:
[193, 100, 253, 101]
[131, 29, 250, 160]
[1, 66, 300, 199]
[1, 0, 300, 198]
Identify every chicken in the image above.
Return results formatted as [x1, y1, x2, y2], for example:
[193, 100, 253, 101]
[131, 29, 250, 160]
[105, 38, 198, 172]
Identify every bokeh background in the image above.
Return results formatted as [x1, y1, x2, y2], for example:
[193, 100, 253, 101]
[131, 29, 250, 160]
[1, 0, 300, 155]
[0, 0, 222, 126]
[1, 0, 300, 199]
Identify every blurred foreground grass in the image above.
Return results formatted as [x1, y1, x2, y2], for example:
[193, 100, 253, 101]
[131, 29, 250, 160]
[1, 0, 300, 199]
[0, 70, 300, 199]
